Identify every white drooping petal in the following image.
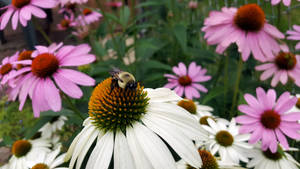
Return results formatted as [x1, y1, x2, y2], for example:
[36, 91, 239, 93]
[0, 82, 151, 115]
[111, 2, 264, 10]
[86, 132, 114, 169]
[76, 129, 99, 169]
[126, 126, 154, 169]
[148, 102, 208, 140]
[65, 122, 93, 162]
[145, 88, 182, 103]
[114, 131, 136, 169]
[142, 114, 202, 168]
[132, 123, 177, 169]
[69, 124, 96, 169]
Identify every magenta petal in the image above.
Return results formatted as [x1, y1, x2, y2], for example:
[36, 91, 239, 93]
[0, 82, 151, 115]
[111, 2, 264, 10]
[31, 0, 57, 8]
[58, 69, 95, 86]
[191, 83, 207, 93]
[18, 74, 36, 110]
[238, 105, 260, 117]
[188, 62, 198, 78]
[44, 78, 61, 112]
[0, 8, 14, 30]
[32, 80, 50, 117]
[28, 5, 46, 18]
[280, 126, 300, 139]
[53, 72, 83, 99]
[236, 115, 259, 124]
[239, 123, 257, 133]
[281, 112, 300, 122]
[164, 82, 178, 89]
[275, 97, 297, 114]
[275, 129, 289, 150]
[56, 45, 75, 60]
[249, 126, 263, 144]
[274, 92, 290, 112]
[60, 54, 95, 66]
[20, 6, 32, 20]
[174, 86, 184, 97]
[178, 62, 187, 76]
[11, 10, 19, 30]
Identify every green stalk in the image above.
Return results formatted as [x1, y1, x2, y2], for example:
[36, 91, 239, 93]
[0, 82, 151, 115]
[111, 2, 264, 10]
[230, 56, 243, 118]
[63, 93, 85, 120]
[34, 21, 52, 45]
[277, 3, 281, 27]
[224, 53, 229, 113]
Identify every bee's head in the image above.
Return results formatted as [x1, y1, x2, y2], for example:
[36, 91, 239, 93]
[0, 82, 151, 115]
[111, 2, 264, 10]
[117, 72, 136, 89]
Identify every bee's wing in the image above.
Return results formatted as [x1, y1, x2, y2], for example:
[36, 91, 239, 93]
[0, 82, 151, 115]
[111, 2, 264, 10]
[109, 67, 123, 76]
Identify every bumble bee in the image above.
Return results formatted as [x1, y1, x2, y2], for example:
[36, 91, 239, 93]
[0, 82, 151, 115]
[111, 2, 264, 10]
[109, 68, 137, 92]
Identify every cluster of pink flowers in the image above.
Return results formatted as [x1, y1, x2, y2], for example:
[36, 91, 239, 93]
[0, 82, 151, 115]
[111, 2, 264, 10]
[0, 43, 96, 117]
[0, 0, 57, 30]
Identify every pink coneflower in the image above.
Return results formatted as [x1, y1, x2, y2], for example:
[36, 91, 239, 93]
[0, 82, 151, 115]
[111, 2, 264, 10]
[164, 62, 211, 99]
[202, 4, 284, 62]
[236, 87, 300, 153]
[77, 8, 102, 25]
[57, 14, 76, 30]
[0, 53, 18, 86]
[106, 1, 123, 8]
[188, 1, 198, 9]
[59, 0, 87, 6]
[0, 0, 57, 30]
[287, 25, 300, 50]
[255, 44, 300, 87]
[72, 25, 89, 39]
[271, 0, 300, 6]
[10, 43, 96, 117]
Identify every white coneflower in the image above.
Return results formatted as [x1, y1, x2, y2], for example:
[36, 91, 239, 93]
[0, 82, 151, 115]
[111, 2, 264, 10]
[176, 149, 246, 169]
[65, 77, 208, 169]
[8, 138, 51, 169]
[247, 145, 300, 169]
[28, 146, 67, 169]
[39, 116, 67, 138]
[202, 118, 251, 164]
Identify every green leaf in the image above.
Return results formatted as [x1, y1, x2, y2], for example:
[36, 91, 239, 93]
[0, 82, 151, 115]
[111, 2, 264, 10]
[201, 86, 224, 104]
[142, 60, 172, 71]
[120, 6, 130, 29]
[40, 109, 73, 117]
[25, 116, 52, 139]
[135, 1, 163, 8]
[105, 13, 121, 25]
[135, 38, 166, 59]
[173, 23, 187, 52]
[91, 40, 107, 57]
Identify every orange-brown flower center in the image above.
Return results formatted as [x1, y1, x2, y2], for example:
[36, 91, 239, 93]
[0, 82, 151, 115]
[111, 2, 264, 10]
[11, 140, 32, 158]
[215, 130, 234, 147]
[178, 75, 192, 86]
[0, 63, 12, 75]
[177, 99, 197, 114]
[199, 116, 215, 126]
[17, 50, 33, 70]
[12, 0, 31, 8]
[31, 163, 49, 169]
[263, 148, 282, 161]
[296, 98, 300, 109]
[275, 52, 297, 70]
[186, 149, 219, 169]
[260, 110, 281, 129]
[234, 4, 265, 32]
[31, 53, 59, 78]
[83, 8, 92, 16]
[60, 19, 70, 28]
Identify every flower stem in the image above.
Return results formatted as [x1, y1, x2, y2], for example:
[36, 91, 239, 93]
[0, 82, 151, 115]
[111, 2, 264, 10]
[277, 3, 281, 27]
[224, 53, 229, 113]
[63, 93, 85, 120]
[230, 56, 243, 118]
[33, 21, 52, 45]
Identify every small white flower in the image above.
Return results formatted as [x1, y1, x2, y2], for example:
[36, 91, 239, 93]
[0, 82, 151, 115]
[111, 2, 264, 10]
[39, 116, 67, 138]
[202, 118, 252, 164]
[247, 145, 300, 169]
[8, 138, 51, 169]
[28, 146, 67, 169]
[65, 77, 208, 169]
